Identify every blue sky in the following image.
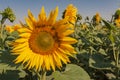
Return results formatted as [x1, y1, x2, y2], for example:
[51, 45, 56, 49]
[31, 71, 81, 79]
[0, 0, 120, 24]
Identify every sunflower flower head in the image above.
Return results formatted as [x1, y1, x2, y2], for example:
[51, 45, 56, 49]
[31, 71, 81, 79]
[93, 12, 101, 25]
[114, 18, 120, 27]
[12, 6, 77, 71]
[5, 24, 21, 33]
[114, 8, 120, 27]
[81, 23, 88, 30]
[95, 13, 101, 23]
[5, 26, 14, 33]
[13, 24, 21, 31]
[63, 4, 78, 25]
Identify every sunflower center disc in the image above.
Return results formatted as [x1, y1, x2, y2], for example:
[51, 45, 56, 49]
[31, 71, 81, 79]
[35, 31, 54, 52]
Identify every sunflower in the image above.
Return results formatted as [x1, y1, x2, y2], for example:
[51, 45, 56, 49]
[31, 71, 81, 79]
[63, 4, 77, 25]
[5, 24, 21, 33]
[93, 12, 101, 25]
[81, 23, 88, 30]
[114, 18, 120, 27]
[95, 13, 101, 24]
[12, 6, 77, 71]
[5, 26, 14, 33]
[13, 24, 21, 31]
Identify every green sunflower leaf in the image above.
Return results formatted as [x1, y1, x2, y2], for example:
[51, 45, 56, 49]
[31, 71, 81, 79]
[102, 19, 116, 31]
[89, 53, 113, 70]
[52, 64, 91, 80]
[0, 50, 26, 80]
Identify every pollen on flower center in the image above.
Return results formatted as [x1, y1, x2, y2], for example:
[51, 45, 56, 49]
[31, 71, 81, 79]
[36, 32, 54, 50]
[29, 31, 55, 53]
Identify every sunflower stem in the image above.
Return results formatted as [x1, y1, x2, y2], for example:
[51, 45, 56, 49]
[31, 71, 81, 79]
[0, 17, 6, 49]
[36, 72, 41, 80]
[41, 70, 46, 80]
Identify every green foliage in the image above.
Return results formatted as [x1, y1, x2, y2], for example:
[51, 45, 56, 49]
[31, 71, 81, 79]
[0, 7, 26, 80]
[71, 16, 120, 79]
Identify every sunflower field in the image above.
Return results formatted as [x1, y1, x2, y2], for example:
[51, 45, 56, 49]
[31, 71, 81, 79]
[0, 4, 120, 80]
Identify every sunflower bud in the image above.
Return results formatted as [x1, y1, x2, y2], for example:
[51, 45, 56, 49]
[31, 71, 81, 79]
[0, 7, 16, 24]
[5, 26, 14, 33]
[92, 12, 101, 25]
[114, 18, 120, 27]
[114, 8, 120, 19]
[81, 23, 88, 30]
[114, 8, 120, 27]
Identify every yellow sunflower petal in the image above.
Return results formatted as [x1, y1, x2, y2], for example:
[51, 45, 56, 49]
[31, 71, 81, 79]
[25, 53, 35, 69]
[12, 45, 30, 56]
[55, 50, 69, 64]
[47, 7, 58, 25]
[35, 55, 41, 71]
[58, 48, 73, 56]
[14, 51, 28, 63]
[56, 24, 74, 34]
[25, 60, 31, 69]
[54, 18, 67, 27]
[62, 29, 74, 36]
[17, 28, 32, 33]
[53, 52, 62, 68]
[12, 42, 28, 51]
[15, 38, 28, 43]
[28, 9, 36, 22]
[49, 55, 55, 71]
[28, 54, 36, 68]
[38, 55, 44, 70]
[19, 33, 31, 38]
[38, 6, 47, 22]
[60, 37, 77, 44]
[60, 44, 77, 54]
[44, 55, 51, 70]
[25, 18, 34, 30]
[23, 50, 39, 69]
[22, 52, 32, 64]
[12, 47, 26, 53]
